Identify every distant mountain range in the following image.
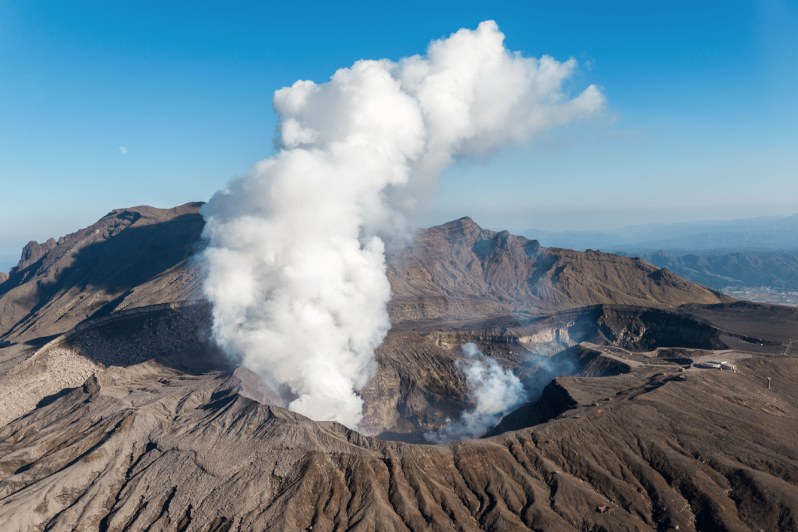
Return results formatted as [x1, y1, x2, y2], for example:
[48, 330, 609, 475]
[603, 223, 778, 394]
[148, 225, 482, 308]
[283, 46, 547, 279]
[6, 213, 798, 291]
[516, 214, 798, 291]
[619, 250, 798, 291]
[520, 213, 798, 256]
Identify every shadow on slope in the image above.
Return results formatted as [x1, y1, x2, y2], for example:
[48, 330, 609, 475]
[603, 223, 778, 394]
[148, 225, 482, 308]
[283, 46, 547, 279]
[59, 305, 228, 375]
[0, 205, 205, 341]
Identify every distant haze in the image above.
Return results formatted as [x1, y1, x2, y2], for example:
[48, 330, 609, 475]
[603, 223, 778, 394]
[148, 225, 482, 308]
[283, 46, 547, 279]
[2, 2, 797, 258]
[519, 213, 798, 255]
[0, 255, 17, 275]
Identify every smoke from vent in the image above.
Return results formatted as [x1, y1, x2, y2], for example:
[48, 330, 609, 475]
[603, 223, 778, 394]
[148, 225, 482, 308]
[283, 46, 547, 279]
[201, 21, 605, 428]
[426, 343, 527, 443]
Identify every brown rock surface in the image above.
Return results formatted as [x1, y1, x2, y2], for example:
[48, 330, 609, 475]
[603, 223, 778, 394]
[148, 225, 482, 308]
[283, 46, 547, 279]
[386, 217, 731, 323]
[0, 203, 205, 342]
[2, 206, 798, 530]
[1, 346, 797, 531]
[0, 209, 739, 438]
[0, 212, 730, 343]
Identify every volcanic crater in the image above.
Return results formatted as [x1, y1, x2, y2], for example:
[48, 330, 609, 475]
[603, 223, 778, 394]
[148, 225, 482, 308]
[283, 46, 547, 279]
[1, 204, 797, 531]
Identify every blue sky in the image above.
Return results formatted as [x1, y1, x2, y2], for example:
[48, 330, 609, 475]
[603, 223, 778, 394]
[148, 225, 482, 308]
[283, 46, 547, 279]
[1, 0, 797, 260]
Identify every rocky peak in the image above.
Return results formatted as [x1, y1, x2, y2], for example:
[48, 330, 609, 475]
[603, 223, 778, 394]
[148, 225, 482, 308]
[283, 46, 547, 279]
[14, 238, 58, 273]
[433, 216, 487, 241]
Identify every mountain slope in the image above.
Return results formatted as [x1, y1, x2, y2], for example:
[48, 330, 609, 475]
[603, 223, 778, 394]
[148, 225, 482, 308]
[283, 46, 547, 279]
[1, 205, 798, 530]
[0, 208, 736, 439]
[387, 217, 730, 323]
[0, 203, 205, 342]
[1, 348, 797, 531]
[0, 211, 730, 343]
[630, 250, 798, 291]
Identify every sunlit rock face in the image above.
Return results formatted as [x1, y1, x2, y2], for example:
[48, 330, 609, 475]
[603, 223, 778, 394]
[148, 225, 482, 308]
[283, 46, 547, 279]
[2, 202, 798, 530]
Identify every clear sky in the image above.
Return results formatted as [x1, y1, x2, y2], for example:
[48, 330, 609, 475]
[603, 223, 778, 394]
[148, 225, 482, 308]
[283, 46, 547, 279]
[1, 0, 797, 259]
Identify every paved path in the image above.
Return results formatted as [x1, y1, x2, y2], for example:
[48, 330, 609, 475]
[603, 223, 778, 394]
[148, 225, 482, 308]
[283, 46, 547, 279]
[581, 343, 752, 373]
[686, 351, 751, 372]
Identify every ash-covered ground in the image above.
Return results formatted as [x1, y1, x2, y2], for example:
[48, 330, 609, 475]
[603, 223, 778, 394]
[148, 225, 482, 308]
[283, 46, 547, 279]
[1, 205, 798, 531]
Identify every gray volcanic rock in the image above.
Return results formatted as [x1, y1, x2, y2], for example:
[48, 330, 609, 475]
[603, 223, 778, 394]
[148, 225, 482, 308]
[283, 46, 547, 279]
[1, 347, 797, 530]
[3, 205, 798, 531]
[386, 217, 731, 323]
[0, 273, 7, 284]
[0, 203, 205, 342]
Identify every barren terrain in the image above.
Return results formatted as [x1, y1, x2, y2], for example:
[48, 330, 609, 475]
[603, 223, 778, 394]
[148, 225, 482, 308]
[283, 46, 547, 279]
[1, 205, 797, 531]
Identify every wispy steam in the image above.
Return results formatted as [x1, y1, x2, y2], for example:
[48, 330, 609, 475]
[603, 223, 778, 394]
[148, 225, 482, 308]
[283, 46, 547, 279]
[426, 343, 527, 443]
[201, 21, 605, 428]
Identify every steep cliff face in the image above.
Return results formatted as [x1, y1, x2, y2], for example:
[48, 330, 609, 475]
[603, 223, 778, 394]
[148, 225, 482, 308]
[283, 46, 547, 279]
[359, 304, 758, 437]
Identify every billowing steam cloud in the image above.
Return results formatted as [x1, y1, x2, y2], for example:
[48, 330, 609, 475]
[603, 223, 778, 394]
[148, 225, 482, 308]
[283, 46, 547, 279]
[201, 21, 605, 428]
[425, 343, 527, 443]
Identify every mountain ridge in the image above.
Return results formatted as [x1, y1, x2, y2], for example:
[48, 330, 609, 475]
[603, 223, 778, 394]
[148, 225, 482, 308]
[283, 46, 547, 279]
[0, 203, 205, 342]
[622, 250, 798, 291]
[0, 207, 731, 343]
[1, 204, 798, 530]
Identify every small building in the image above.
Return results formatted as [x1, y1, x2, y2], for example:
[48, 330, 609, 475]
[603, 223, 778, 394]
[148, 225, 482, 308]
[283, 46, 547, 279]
[698, 360, 736, 371]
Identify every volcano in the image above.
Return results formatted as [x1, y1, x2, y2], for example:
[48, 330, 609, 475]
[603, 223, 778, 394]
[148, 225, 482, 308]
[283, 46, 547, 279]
[1, 204, 797, 531]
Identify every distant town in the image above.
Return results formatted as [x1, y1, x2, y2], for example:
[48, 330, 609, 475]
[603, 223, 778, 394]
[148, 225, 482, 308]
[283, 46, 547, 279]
[720, 286, 798, 307]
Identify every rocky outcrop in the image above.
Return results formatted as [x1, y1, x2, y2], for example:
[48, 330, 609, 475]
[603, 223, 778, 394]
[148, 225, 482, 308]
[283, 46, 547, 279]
[13, 238, 58, 273]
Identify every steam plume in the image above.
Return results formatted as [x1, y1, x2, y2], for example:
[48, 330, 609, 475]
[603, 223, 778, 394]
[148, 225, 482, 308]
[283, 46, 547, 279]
[201, 21, 605, 428]
[425, 343, 527, 443]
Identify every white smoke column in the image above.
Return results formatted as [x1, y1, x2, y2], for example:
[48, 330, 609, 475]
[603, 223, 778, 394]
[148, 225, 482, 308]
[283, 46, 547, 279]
[201, 21, 605, 428]
[425, 343, 527, 443]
